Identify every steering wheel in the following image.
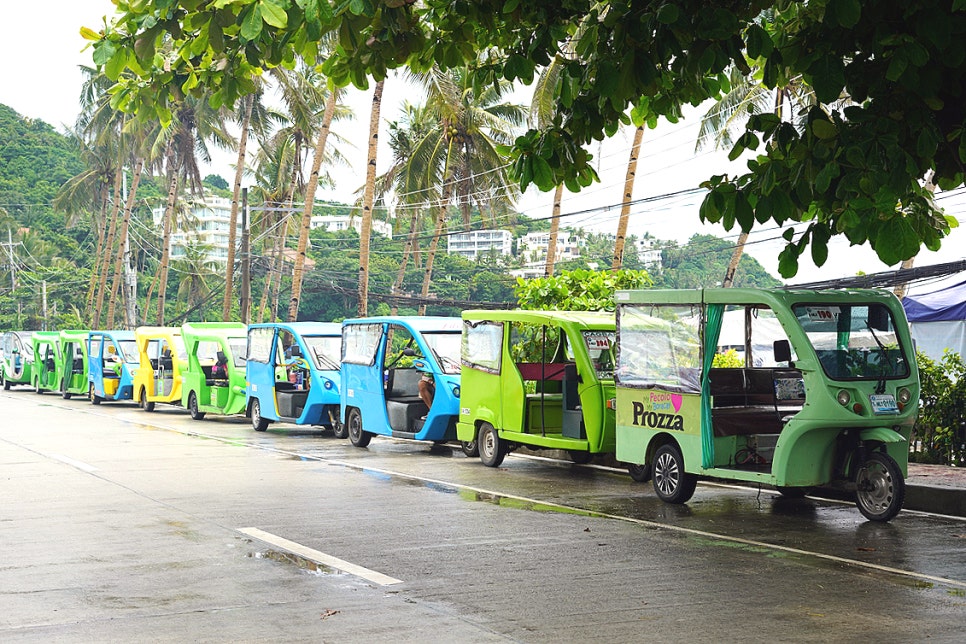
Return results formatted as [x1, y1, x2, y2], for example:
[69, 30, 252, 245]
[284, 357, 310, 370]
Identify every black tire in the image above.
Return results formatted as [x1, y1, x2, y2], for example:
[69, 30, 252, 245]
[251, 399, 270, 431]
[568, 450, 593, 465]
[139, 388, 155, 412]
[89, 384, 101, 405]
[188, 391, 206, 420]
[628, 463, 651, 483]
[776, 486, 809, 498]
[35, 384, 44, 394]
[460, 440, 479, 457]
[855, 451, 905, 522]
[477, 423, 506, 467]
[332, 419, 348, 439]
[346, 408, 371, 447]
[652, 443, 698, 504]
[61, 379, 72, 400]
[2, 380, 8, 391]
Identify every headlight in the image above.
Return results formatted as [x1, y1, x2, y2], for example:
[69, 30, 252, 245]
[452, 385, 460, 398]
[836, 390, 851, 406]
[897, 387, 912, 404]
[323, 379, 333, 390]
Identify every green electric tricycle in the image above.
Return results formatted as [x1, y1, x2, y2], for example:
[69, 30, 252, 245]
[57, 330, 90, 399]
[31, 331, 62, 394]
[614, 288, 919, 522]
[457, 310, 616, 467]
[181, 322, 248, 420]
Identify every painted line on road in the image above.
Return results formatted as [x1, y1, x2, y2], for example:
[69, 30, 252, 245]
[44, 452, 99, 472]
[54, 402, 966, 591]
[238, 527, 403, 586]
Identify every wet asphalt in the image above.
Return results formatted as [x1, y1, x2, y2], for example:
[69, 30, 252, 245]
[1, 390, 964, 642]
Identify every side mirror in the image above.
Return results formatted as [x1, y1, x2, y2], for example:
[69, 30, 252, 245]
[403, 347, 416, 357]
[774, 340, 792, 364]
[288, 345, 302, 358]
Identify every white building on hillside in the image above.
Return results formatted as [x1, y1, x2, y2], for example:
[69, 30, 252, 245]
[152, 196, 240, 264]
[636, 236, 663, 269]
[309, 214, 392, 238]
[447, 229, 513, 260]
[517, 230, 583, 266]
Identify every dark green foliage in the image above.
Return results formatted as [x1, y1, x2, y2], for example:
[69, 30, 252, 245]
[913, 350, 966, 466]
[653, 234, 782, 289]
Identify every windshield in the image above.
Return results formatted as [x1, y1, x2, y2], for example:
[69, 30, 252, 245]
[423, 332, 462, 374]
[228, 338, 248, 368]
[118, 340, 140, 364]
[792, 303, 909, 380]
[303, 335, 341, 371]
[582, 331, 616, 380]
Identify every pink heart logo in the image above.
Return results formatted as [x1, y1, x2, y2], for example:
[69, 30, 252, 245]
[671, 394, 683, 412]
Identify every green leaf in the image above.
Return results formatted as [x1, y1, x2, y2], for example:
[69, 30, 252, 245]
[657, 4, 680, 24]
[744, 23, 772, 60]
[241, 5, 263, 40]
[260, 0, 288, 29]
[777, 245, 800, 278]
[808, 57, 846, 103]
[831, 0, 861, 28]
[811, 119, 837, 140]
[875, 216, 920, 265]
[105, 50, 128, 80]
[810, 225, 830, 266]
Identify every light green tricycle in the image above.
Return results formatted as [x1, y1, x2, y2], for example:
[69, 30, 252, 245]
[614, 288, 919, 522]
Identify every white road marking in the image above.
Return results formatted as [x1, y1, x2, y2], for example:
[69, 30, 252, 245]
[45, 453, 98, 472]
[238, 527, 403, 586]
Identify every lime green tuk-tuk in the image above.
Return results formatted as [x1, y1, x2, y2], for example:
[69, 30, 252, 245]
[57, 330, 89, 399]
[457, 310, 616, 467]
[181, 322, 248, 420]
[31, 331, 61, 394]
[614, 288, 919, 522]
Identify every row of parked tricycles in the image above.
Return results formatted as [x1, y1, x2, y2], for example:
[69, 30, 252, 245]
[0, 288, 921, 522]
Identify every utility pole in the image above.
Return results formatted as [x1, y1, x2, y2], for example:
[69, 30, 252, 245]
[41, 280, 48, 331]
[124, 234, 137, 329]
[3, 228, 16, 291]
[240, 188, 251, 324]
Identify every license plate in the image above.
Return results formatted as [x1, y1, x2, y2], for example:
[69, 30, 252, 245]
[870, 394, 899, 415]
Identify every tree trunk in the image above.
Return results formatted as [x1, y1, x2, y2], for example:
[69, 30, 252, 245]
[289, 90, 338, 322]
[390, 207, 421, 315]
[156, 161, 180, 326]
[419, 180, 454, 316]
[721, 231, 748, 288]
[545, 183, 564, 277]
[612, 125, 644, 271]
[93, 167, 124, 327]
[358, 80, 384, 316]
[106, 158, 143, 328]
[223, 95, 254, 321]
[85, 184, 110, 318]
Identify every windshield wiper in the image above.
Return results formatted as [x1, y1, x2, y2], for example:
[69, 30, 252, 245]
[866, 323, 895, 394]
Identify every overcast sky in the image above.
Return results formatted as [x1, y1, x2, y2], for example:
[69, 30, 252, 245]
[1, 1, 963, 287]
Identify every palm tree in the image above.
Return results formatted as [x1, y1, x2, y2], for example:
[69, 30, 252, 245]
[152, 94, 234, 324]
[222, 87, 273, 321]
[287, 81, 350, 322]
[402, 66, 525, 314]
[611, 125, 644, 271]
[171, 242, 220, 317]
[376, 101, 437, 314]
[358, 79, 385, 316]
[696, 65, 813, 286]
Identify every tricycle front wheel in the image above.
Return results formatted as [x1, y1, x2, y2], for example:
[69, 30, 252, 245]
[855, 451, 905, 522]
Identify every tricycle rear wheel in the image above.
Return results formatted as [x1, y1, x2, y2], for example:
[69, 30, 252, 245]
[855, 451, 905, 522]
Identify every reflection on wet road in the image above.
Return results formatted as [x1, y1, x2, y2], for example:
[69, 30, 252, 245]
[100, 403, 966, 592]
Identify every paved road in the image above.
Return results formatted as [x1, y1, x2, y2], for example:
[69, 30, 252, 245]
[2, 391, 964, 642]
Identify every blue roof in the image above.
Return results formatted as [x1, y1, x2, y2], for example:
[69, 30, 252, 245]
[903, 277, 966, 322]
[341, 316, 462, 332]
[248, 321, 342, 336]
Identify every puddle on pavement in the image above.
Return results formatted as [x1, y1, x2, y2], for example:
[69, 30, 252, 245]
[250, 549, 340, 576]
[457, 488, 605, 517]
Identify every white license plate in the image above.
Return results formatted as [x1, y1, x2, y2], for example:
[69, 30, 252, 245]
[870, 394, 899, 415]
